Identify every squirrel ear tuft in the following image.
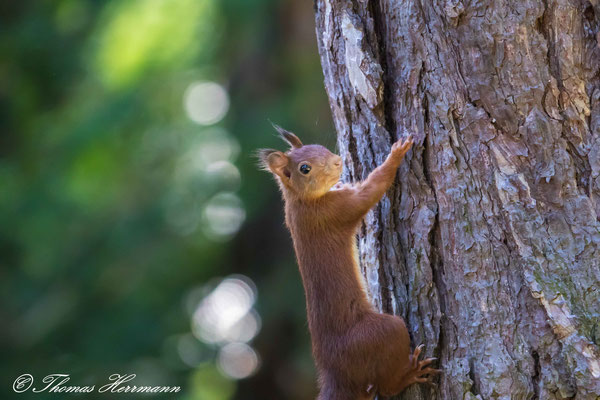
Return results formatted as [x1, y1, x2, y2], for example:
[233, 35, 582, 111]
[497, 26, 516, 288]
[256, 148, 277, 171]
[256, 149, 291, 180]
[270, 122, 303, 149]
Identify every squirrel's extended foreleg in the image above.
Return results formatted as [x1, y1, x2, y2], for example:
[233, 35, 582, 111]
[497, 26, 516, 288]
[345, 136, 413, 218]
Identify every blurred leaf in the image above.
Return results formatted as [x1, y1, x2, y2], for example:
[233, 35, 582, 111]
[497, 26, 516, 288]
[93, 0, 218, 88]
[185, 365, 235, 400]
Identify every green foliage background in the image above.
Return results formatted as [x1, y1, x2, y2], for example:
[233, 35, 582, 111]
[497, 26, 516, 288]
[0, 0, 335, 398]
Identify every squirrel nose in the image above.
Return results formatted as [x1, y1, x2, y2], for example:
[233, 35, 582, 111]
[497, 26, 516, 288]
[333, 156, 342, 167]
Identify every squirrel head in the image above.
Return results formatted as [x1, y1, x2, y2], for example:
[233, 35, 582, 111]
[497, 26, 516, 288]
[258, 124, 343, 200]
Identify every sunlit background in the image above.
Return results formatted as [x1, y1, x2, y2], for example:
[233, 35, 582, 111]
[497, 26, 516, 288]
[0, 0, 336, 398]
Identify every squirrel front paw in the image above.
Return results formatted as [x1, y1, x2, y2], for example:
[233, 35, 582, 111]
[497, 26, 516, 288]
[390, 135, 414, 160]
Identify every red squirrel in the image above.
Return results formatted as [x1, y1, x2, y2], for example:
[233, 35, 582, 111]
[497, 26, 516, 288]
[259, 125, 439, 399]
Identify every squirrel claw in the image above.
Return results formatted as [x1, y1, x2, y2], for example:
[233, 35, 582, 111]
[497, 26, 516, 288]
[423, 380, 438, 389]
[405, 346, 441, 387]
[391, 136, 414, 158]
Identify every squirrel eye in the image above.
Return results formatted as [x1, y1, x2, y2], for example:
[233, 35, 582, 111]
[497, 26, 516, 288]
[299, 164, 311, 175]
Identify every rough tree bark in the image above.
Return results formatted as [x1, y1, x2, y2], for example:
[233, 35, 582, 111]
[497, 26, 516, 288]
[313, 0, 600, 399]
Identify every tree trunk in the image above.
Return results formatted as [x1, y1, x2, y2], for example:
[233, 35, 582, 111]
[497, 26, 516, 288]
[313, 0, 600, 398]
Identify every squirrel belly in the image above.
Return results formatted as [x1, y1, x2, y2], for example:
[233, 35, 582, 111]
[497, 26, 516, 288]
[285, 196, 415, 394]
[285, 197, 373, 344]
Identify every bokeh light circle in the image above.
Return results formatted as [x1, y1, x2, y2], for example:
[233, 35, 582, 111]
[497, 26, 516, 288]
[217, 342, 260, 379]
[202, 192, 245, 239]
[184, 81, 229, 125]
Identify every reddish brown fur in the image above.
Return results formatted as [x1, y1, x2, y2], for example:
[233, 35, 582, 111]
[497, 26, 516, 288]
[259, 126, 439, 399]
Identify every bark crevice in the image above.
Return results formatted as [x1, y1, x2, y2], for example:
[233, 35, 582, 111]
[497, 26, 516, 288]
[532, 350, 541, 400]
[467, 358, 481, 397]
[369, 0, 396, 142]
